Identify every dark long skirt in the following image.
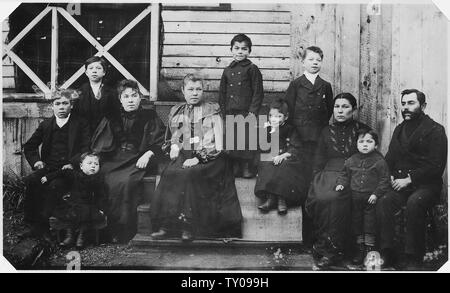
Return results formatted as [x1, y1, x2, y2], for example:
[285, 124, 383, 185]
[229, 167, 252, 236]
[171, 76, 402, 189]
[305, 158, 352, 259]
[101, 150, 156, 237]
[150, 151, 243, 238]
[254, 159, 307, 205]
[52, 202, 105, 227]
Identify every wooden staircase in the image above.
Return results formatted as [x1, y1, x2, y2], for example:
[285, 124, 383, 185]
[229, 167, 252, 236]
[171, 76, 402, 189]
[131, 176, 303, 246]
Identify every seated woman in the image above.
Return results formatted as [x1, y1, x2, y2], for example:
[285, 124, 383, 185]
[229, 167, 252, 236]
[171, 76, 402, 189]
[150, 74, 243, 241]
[305, 93, 370, 269]
[91, 79, 165, 242]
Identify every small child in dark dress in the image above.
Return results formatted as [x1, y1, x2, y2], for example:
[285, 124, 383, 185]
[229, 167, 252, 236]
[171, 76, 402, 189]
[335, 129, 390, 265]
[254, 98, 307, 215]
[42, 152, 106, 249]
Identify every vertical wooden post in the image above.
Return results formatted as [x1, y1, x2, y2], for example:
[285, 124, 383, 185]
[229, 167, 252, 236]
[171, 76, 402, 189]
[150, 3, 160, 101]
[50, 7, 59, 92]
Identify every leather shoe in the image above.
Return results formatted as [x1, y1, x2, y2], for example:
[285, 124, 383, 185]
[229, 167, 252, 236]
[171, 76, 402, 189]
[60, 228, 75, 247]
[258, 195, 277, 213]
[316, 256, 334, 269]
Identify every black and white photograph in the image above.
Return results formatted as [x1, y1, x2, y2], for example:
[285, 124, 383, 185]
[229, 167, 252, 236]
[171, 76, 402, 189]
[1, 0, 448, 274]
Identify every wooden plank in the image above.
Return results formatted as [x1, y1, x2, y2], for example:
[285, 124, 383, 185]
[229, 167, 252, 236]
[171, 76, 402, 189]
[2, 65, 14, 76]
[164, 22, 290, 34]
[163, 33, 290, 46]
[3, 119, 23, 177]
[421, 5, 447, 128]
[50, 7, 58, 91]
[378, 4, 393, 155]
[390, 4, 402, 129]
[150, 3, 160, 102]
[230, 4, 292, 12]
[2, 102, 53, 119]
[162, 56, 290, 69]
[314, 4, 336, 90]
[6, 50, 50, 95]
[2, 77, 15, 88]
[163, 45, 290, 58]
[161, 68, 291, 81]
[358, 4, 380, 129]
[2, 7, 51, 58]
[162, 10, 290, 23]
[336, 5, 360, 98]
[166, 79, 290, 93]
[290, 4, 318, 80]
[398, 5, 423, 91]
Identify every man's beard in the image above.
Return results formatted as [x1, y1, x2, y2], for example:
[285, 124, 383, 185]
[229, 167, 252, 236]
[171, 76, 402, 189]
[402, 109, 422, 120]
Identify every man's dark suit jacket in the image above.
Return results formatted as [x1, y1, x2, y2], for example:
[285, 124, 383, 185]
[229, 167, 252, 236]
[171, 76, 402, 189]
[23, 114, 91, 169]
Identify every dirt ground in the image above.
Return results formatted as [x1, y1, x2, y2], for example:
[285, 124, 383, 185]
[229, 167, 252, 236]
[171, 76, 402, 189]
[3, 209, 448, 271]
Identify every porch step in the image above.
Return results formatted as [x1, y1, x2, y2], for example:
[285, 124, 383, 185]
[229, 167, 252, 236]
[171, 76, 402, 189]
[134, 176, 303, 244]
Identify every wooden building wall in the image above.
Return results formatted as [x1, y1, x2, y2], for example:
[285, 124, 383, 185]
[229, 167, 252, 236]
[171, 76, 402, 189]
[2, 18, 15, 90]
[2, 3, 448, 182]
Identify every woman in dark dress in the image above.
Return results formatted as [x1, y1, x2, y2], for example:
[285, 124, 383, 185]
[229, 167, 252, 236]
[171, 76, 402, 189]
[254, 98, 307, 215]
[306, 93, 370, 269]
[91, 79, 165, 242]
[150, 74, 242, 241]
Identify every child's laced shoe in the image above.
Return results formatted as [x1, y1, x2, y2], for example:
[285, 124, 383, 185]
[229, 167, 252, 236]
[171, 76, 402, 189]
[352, 243, 365, 265]
[76, 227, 86, 249]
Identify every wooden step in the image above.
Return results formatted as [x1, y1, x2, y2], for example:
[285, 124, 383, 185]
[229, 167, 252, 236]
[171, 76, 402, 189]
[136, 176, 303, 244]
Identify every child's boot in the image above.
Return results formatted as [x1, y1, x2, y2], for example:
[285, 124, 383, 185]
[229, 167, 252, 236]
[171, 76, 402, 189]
[352, 243, 365, 265]
[258, 194, 277, 213]
[76, 227, 86, 249]
[277, 197, 288, 215]
[60, 228, 74, 247]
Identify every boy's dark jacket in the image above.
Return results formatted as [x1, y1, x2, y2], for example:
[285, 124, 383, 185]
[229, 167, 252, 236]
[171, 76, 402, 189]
[219, 58, 264, 115]
[336, 151, 391, 197]
[385, 114, 447, 188]
[284, 74, 333, 142]
[23, 114, 91, 168]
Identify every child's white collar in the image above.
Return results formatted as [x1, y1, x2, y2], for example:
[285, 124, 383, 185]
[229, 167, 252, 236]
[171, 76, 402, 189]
[304, 71, 319, 85]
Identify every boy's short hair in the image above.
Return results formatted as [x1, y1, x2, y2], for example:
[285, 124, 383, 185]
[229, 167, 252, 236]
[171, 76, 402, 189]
[357, 128, 379, 145]
[117, 79, 141, 97]
[80, 151, 101, 164]
[182, 73, 203, 89]
[333, 92, 357, 109]
[230, 34, 252, 53]
[301, 46, 324, 60]
[50, 89, 79, 104]
[401, 89, 426, 106]
[84, 56, 108, 72]
[269, 98, 289, 117]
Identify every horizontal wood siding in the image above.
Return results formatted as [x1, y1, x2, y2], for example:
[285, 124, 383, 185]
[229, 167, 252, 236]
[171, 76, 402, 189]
[161, 6, 291, 106]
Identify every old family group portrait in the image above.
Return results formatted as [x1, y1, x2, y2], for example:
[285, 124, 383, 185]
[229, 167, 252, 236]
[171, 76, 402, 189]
[1, 2, 448, 271]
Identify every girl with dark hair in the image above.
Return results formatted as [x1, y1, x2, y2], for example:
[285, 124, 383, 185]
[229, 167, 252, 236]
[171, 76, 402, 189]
[254, 98, 307, 215]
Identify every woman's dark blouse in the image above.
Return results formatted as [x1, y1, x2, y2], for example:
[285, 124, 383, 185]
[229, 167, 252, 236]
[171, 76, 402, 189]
[313, 119, 370, 173]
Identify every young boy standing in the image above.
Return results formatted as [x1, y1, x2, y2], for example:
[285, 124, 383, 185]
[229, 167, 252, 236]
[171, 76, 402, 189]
[335, 129, 391, 265]
[219, 34, 264, 178]
[73, 56, 121, 134]
[283, 46, 334, 245]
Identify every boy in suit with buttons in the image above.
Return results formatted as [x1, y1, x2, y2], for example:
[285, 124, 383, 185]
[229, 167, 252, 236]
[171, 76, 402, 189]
[219, 34, 264, 178]
[283, 46, 333, 245]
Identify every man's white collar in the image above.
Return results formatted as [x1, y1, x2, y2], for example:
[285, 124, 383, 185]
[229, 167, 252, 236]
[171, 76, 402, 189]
[56, 113, 71, 128]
